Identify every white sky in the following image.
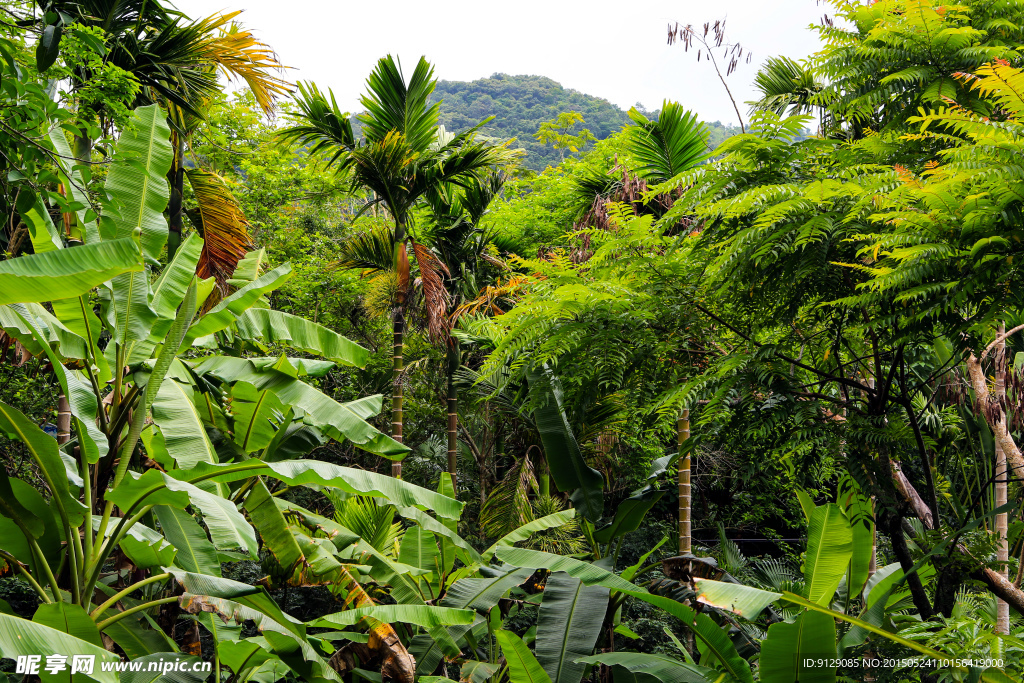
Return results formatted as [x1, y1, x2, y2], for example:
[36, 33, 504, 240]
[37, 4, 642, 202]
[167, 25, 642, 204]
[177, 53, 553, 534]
[172, 0, 828, 127]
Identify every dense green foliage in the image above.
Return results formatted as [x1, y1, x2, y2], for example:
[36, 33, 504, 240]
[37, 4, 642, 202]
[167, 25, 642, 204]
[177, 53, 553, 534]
[2, 0, 1024, 682]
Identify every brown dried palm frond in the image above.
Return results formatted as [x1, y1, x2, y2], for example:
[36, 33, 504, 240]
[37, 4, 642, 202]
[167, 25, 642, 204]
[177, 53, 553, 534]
[185, 168, 255, 292]
[454, 274, 535, 318]
[412, 240, 450, 343]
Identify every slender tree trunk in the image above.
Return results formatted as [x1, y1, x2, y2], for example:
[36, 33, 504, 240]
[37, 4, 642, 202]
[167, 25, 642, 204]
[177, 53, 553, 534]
[166, 134, 185, 262]
[996, 323, 1010, 634]
[446, 344, 460, 494]
[56, 394, 71, 444]
[678, 408, 692, 554]
[391, 230, 409, 478]
[391, 310, 404, 477]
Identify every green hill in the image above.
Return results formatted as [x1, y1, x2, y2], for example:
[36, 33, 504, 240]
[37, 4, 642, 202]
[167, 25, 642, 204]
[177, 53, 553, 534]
[430, 74, 631, 171]
[429, 74, 742, 171]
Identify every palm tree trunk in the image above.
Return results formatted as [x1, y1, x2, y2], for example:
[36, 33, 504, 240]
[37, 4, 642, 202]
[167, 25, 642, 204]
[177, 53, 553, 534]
[166, 134, 185, 262]
[391, 310, 404, 477]
[446, 344, 460, 493]
[678, 408, 691, 554]
[391, 229, 410, 478]
[996, 323, 1010, 634]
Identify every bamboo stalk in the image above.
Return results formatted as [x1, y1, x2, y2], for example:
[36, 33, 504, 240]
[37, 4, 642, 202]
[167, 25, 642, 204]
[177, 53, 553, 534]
[678, 409, 691, 555]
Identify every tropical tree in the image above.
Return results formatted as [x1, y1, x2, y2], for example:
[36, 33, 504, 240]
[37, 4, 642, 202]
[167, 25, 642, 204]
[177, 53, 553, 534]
[280, 55, 518, 476]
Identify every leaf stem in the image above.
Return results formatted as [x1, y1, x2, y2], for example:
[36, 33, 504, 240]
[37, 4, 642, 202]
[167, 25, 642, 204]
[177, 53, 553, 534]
[0, 550, 51, 603]
[90, 572, 171, 618]
[95, 596, 178, 631]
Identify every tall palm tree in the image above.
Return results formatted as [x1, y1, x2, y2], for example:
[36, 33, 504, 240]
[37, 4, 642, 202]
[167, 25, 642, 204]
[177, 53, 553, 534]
[51, 2, 290, 280]
[426, 172, 509, 492]
[281, 56, 517, 476]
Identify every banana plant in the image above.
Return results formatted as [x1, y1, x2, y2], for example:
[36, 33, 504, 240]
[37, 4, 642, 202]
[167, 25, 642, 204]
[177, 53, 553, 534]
[689, 494, 1015, 683]
[0, 102, 456, 680]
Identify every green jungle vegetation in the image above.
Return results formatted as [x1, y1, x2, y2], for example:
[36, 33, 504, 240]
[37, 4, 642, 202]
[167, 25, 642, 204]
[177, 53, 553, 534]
[0, 1, 1023, 682]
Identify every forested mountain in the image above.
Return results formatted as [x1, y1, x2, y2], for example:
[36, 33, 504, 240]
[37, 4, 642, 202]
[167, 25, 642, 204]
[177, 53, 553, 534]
[430, 74, 741, 170]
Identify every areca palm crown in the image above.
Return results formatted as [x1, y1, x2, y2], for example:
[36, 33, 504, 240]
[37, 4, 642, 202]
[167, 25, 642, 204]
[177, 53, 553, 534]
[281, 55, 518, 476]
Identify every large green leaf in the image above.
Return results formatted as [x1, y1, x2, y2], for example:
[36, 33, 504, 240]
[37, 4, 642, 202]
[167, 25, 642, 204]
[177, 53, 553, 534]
[118, 521, 177, 570]
[0, 401, 85, 526]
[110, 459, 462, 521]
[759, 609, 838, 683]
[10, 306, 104, 463]
[154, 505, 220, 575]
[593, 488, 663, 544]
[398, 525, 441, 574]
[51, 295, 112, 382]
[495, 547, 753, 683]
[526, 367, 603, 522]
[22, 194, 63, 253]
[311, 605, 475, 629]
[244, 479, 305, 573]
[101, 104, 173, 261]
[232, 308, 370, 367]
[0, 237, 141, 305]
[485, 510, 577, 557]
[497, 629, 553, 683]
[535, 572, 609, 683]
[804, 504, 853, 605]
[108, 470, 256, 557]
[575, 653, 720, 683]
[193, 356, 406, 458]
[151, 379, 218, 469]
[183, 264, 293, 344]
[693, 578, 780, 619]
[0, 613, 118, 683]
[230, 381, 286, 453]
[49, 127, 99, 245]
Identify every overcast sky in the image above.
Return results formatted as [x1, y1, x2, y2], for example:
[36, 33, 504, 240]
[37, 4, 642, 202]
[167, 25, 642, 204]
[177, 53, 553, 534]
[171, 0, 828, 127]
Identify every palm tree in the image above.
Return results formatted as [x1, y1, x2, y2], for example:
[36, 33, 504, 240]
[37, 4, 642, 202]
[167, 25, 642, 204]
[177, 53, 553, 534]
[51, 2, 290, 281]
[747, 56, 822, 118]
[426, 172, 509, 492]
[281, 56, 517, 476]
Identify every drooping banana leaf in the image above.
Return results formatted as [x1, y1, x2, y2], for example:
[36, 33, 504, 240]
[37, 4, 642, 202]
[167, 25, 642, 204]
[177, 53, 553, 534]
[497, 629, 553, 683]
[232, 308, 370, 367]
[495, 546, 754, 683]
[0, 237, 142, 305]
[575, 652, 722, 683]
[535, 572, 609, 683]
[154, 505, 220, 575]
[151, 378, 219, 469]
[193, 355, 406, 457]
[525, 366, 603, 522]
[804, 504, 853, 605]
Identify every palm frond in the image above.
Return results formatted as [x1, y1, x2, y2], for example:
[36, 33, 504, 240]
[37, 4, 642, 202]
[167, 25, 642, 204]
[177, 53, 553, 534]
[412, 240, 450, 342]
[627, 101, 710, 184]
[337, 225, 396, 273]
[279, 81, 357, 166]
[480, 455, 537, 538]
[359, 55, 440, 154]
[329, 492, 403, 559]
[748, 56, 822, 117]
[184, 168, 254, 290]
[191, 12, 293, 114]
